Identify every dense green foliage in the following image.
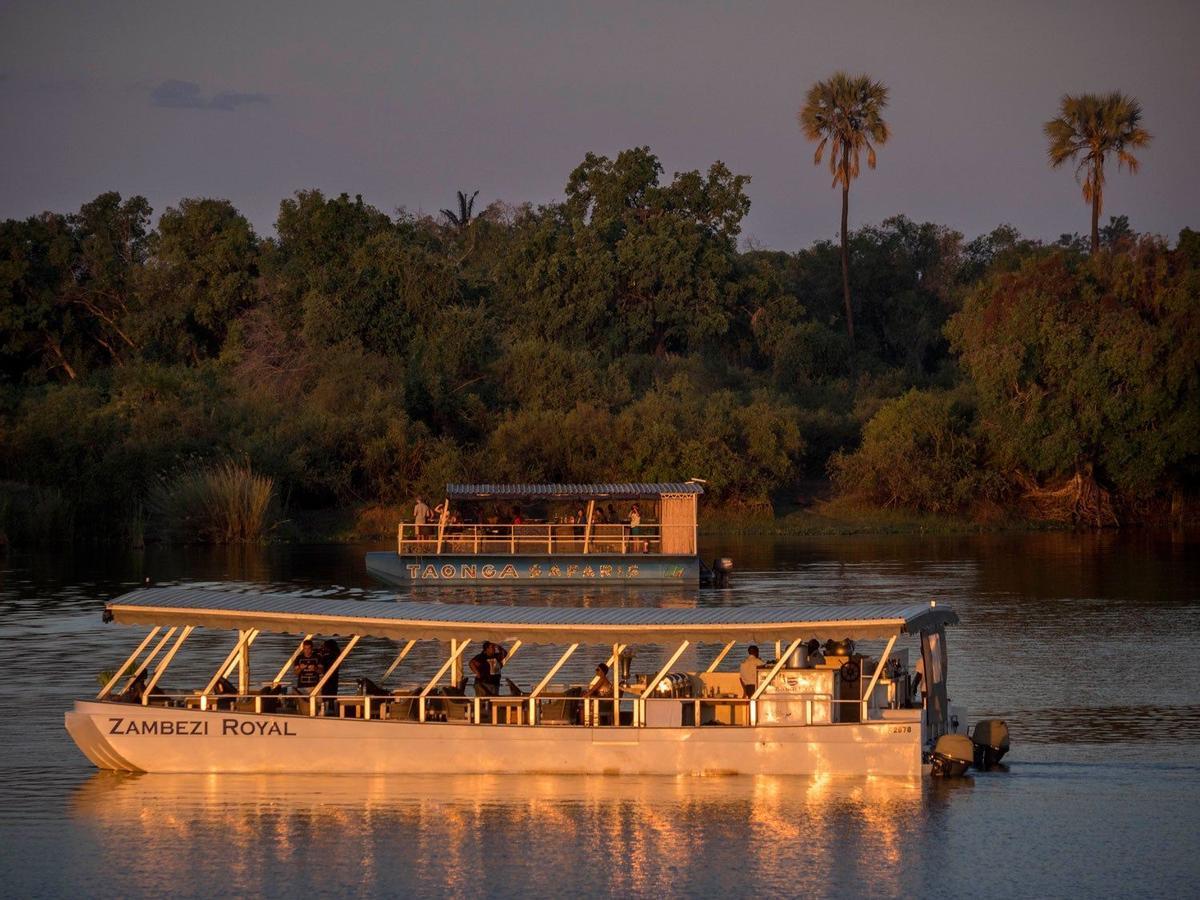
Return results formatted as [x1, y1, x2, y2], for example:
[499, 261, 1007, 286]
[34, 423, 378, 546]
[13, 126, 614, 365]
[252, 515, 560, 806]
[0, 148, 1196, 541]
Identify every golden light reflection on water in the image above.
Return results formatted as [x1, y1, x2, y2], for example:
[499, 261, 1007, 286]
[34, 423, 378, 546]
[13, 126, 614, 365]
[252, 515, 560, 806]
[71, 772, 928, 897]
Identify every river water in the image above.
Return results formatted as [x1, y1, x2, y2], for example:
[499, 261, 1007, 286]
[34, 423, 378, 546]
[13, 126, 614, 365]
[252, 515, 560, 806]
[1, 532, 1197, 898]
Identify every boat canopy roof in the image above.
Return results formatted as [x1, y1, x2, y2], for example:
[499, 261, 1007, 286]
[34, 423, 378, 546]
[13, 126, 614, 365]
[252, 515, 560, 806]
[445, 482, 704, 501]
[103, 587, 957, 644]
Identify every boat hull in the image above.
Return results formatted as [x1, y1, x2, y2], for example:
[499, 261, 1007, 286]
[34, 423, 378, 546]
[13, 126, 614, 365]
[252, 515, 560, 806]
[66, 701, 922, 777]
[366, 552, 700, 586]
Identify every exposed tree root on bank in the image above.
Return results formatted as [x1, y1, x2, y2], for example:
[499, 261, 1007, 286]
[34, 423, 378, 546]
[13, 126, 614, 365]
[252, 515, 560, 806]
[1018, 467, 1118, 528]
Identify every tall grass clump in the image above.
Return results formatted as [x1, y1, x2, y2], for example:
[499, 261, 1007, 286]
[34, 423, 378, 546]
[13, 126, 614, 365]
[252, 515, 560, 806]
[149, 461, 278, 543]
[0, 482, 73, 545]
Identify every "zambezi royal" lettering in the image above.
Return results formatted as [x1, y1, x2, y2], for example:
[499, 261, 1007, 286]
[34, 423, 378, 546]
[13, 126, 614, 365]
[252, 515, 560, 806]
[107, 717, 298, 737]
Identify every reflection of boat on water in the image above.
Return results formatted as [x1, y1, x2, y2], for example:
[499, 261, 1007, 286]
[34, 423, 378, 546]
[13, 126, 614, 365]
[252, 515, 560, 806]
[72, 769, 925, 817]
[70, 771, 925, 896]
[366, 482, 734, 587]
[66, 586, 984, 777]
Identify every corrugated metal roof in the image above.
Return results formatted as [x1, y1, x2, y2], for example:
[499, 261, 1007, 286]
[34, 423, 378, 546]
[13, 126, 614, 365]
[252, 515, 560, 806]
[445, 483, 704, 501]
[104, 587, 957, 644]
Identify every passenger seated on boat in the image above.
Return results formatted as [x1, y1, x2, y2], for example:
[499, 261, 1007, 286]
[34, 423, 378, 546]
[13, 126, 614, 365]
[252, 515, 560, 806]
[209, 675, 238, 710]
[294, 639, 324, 693]
[119, 671, 147, 703]
[739, 645, 764, 698]
[469, 641, 507, 697]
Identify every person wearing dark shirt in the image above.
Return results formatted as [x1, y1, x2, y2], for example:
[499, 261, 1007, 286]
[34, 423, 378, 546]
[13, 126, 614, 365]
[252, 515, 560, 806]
[470, 641, 507, 697]
[294, 638, 325, 695]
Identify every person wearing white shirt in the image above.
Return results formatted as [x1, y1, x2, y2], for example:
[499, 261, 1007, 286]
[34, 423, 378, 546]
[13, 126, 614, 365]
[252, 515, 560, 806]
[739, 645, 765, 698]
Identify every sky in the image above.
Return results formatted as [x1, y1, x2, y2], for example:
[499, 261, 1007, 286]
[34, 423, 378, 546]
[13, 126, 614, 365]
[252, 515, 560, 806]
[1, 0, 1197, 250]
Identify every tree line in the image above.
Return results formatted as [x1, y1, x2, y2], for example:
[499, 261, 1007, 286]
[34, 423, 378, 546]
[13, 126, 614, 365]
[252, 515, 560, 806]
[0, 80, 1194, 542]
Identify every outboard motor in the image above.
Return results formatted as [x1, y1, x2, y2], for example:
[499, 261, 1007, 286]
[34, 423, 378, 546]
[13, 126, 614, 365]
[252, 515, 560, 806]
[712, 557, 733, 587]
[971, 719, 1011, 769]
[930, 733, 974, 777]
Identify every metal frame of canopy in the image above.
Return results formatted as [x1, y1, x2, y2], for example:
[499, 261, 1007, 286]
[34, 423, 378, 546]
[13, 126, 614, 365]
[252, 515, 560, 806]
[96, 587, 955, 727]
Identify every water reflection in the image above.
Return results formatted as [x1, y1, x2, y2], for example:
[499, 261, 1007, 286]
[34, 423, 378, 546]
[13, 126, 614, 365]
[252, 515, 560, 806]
[72, 772, 926, 897]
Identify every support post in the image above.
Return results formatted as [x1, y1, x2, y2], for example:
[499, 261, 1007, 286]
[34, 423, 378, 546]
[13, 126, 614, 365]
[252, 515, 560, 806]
[583, 499, 595, 553]
[450, 639, 462, 689]
[141, 626, 194, 705]
[419, 639, 471, 723]
[612, 642, 621, 726]
[528, 643, 579, 723]
[309, 635, 360, 716]
[97, 627, 160, 699]
[121, 626, 177, 694]
[435, 498, 449, 554]
[705, 641, 736, 673]
[237, 629, 251, 695]
[381, 639, 417, 682]
[503, 640, 522, 666]
[639, 640, 690, 727]
[205, 628, 259, 696]
[860, 634, 897, 720]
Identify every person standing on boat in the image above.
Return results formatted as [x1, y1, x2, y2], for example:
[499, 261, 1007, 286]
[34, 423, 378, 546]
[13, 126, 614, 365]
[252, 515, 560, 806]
[740, 645, 765, 698]
[470, 641, 507, 697]
[628, 504, 642, 552]
[413, 497, 431, 544]
[294, 639, 324, 694]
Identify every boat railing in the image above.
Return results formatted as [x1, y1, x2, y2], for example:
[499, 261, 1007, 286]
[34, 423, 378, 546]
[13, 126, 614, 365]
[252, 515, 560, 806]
[132, 689, 908, 728]
[397, 521, 698, 556]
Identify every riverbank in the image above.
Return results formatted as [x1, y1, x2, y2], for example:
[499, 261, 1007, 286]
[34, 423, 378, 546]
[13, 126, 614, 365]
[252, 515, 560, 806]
[290, 499, 1049, 544]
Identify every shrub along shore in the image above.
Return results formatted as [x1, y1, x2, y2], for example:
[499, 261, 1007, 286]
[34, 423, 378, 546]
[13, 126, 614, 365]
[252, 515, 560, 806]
[1, 148, 1197, 545]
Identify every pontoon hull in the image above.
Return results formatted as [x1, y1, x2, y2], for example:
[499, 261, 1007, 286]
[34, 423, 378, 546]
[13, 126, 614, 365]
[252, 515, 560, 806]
[366, 552, 700, 587]
[66, 701, 922, 777]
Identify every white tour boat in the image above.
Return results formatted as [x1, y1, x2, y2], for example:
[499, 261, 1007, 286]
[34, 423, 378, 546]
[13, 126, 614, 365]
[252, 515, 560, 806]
[65, 587, 1004, 777]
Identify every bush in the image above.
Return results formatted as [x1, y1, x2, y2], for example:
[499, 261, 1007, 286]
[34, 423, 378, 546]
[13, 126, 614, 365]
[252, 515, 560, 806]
[149, 461, 278, 543]
[829, 389, 991, 514]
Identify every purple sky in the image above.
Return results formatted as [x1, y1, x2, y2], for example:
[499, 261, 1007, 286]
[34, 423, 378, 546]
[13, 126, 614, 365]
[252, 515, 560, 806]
[2, 0, 1196, 249]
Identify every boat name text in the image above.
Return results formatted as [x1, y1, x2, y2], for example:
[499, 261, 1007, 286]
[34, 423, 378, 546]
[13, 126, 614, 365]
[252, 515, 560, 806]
[404, 562, 645, 581]
[107, 717, 298, 737]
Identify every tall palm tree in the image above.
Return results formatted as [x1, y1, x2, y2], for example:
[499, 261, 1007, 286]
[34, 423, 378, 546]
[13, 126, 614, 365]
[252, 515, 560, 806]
[799, 72, 890, 343]
[1044, 92, 1151, 254]
[440, 190, 480, 231]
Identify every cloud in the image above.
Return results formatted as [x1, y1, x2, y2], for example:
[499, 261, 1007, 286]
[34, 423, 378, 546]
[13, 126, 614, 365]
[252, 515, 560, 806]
[151, 79, 268, 111]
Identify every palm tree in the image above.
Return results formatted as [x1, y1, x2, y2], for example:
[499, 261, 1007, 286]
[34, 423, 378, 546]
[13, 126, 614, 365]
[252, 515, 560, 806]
[799, 72, 890, 343]
[440, 190, 480, 231]
[1044, 92, 1151, 254]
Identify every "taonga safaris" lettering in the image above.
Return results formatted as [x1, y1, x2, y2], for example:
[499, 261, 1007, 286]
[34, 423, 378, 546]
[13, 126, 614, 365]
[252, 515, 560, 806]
[405, 562, 642, 580]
